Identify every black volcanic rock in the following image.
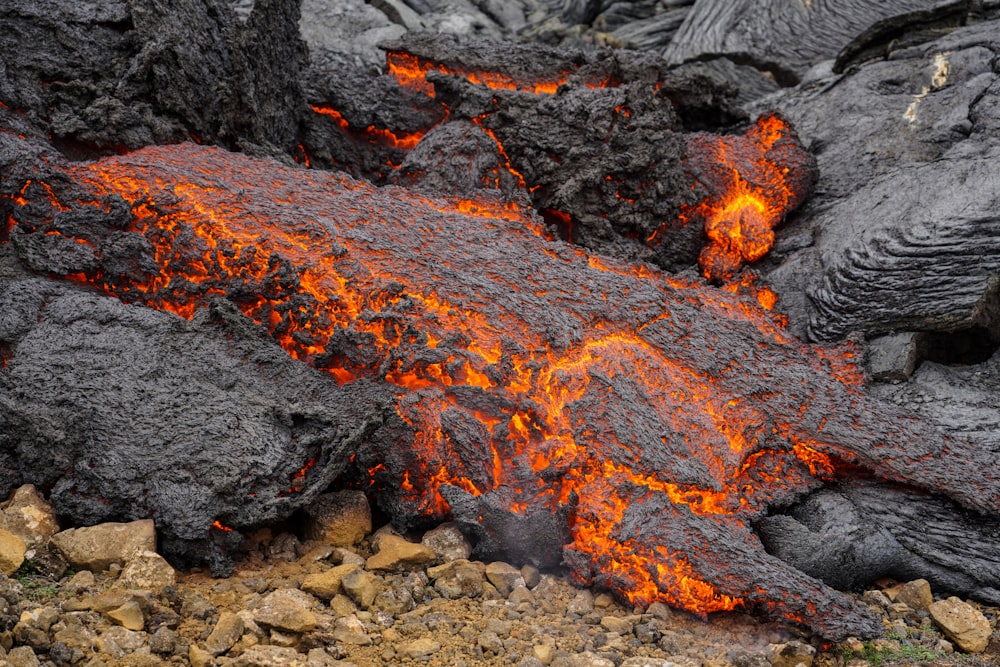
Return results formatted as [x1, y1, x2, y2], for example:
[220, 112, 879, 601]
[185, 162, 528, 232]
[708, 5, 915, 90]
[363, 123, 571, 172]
[0, 261, 391, 575]
[2, 0, 1000, 643]
[0, 0, 305, 155]
[664, 0, 970, 82]
[759, 481, 1000, 605]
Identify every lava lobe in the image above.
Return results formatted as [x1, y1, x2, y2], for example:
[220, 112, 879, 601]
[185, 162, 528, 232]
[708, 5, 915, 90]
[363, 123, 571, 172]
[6, 140, 1000, 640]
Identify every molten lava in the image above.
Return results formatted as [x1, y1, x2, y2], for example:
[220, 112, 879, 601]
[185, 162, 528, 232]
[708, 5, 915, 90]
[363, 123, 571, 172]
[311, 105, 425, 151]
[315, 46, 812, 283]
[669, 114, 813, 281]
[7, 143, 996, 640]
[387, 51, 585, 98]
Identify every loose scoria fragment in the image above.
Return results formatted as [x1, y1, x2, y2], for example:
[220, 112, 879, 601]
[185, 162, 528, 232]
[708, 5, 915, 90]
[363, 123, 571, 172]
[5, 142, 1000, 640]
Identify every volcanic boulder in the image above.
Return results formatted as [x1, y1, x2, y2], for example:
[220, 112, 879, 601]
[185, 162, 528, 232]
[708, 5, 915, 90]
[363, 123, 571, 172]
[0, 157, 392, 573]
[664, 0, 971, 81]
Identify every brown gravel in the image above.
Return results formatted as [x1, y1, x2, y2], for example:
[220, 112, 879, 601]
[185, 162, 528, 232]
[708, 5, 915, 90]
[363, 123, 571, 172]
[2, 519, 1000, 667]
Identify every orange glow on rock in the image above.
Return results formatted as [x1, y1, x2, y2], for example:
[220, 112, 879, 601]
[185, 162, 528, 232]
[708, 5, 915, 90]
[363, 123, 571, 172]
[6, 144, 887, 633]
[311, 104, 425, 151]
[656, 113, 813, 282]
[386, 51, 580, 98]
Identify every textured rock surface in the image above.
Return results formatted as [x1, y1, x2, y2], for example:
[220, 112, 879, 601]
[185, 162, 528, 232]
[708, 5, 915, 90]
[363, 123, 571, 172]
[758, 19, 1000, 345]
[0, 529, 27, 575]
[665, 0, 969, 79]
[929, 596, 992, 653]
[0, 485, 60, 546]
[253, 589, 318, 634]
[0, 0, 306, 155]
[758, 482, 1000, 603]
[300, 564, 360, 600]
[421, 522, 473, 562]
[204, 611, 244, 656]
[0, 230, 391, 574]
[302, 491, 372, 547]
[49, 521, 156, 572]
[366, 534, 436, 571]
[115, 550, 177, 590]
[8, 134, 1000, 638]
[2, 0, 1000, 649]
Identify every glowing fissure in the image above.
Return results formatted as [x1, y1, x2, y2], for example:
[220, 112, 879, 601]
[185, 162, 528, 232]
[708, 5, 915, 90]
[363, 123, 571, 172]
[6, 143, 856, 620]
[387, 51, 590, 98]
[311, 104, 425, 151]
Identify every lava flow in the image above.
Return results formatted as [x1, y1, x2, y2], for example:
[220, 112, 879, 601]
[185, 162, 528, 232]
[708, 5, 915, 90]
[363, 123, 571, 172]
[7, 142, 998, 641]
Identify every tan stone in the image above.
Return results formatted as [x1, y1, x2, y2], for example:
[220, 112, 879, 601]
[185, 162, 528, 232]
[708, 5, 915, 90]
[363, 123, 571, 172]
[421, 522, 472, 562]
[929, 597, 991, 653]
[299, 564, 359, 600]
[0, 485, 59, 545]
[890, 579, 933, 611]
[116, 550, 176, 590]
[365, 534, 435, 571]
[189, 643, 215, 667]
[332, 615, 372, 645]
[769, 640, 816, 667]
[600, 615, 634, 635]
[332, 547, 365, 567]
[302, 491, 371, 547]
[6, 646, 42, 667]
[50, 520, 156, 571]
[509, 585, 535, 605]
[427, 559, 485, 599]
[233, 645, 308, 667]
[253, 589, 318, 634]
[62, 590, 138, 613]
[485, 561, 524, 597]
[205, 611, 244, 656]
[399, 637, 441, 659]
[0, 529, 27, 576]
[105, 601, 144, 631]
[534, 644, 555, 665]
[340, 568, 384, 609]
[329, 593, 357, 617]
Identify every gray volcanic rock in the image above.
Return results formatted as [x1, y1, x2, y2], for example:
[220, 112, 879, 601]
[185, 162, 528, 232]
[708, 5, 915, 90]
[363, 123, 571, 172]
[758, 482, 1000, 603]
[664, 0, 969, 82]
[0, 0, 306, 154]
[872, 351, 1000, 452]
[758, 18, 1000, 346]
[299, 0, 406, 69]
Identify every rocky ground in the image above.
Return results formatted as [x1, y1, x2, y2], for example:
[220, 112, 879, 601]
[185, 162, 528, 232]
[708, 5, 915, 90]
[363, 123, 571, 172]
[0, 486, 997, 667]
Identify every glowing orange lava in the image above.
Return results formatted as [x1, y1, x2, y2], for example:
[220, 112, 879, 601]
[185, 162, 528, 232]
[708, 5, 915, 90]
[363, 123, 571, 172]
[673, 114, 812, 281]
[387, 51, 577, 98]
[7, 144, 927, 638]
[311, 104, 425, 151]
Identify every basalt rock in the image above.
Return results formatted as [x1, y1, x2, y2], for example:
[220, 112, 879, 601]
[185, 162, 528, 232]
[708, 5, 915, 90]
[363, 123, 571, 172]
[664, 0, 971, 82]
[757, 18, 1000, 345]
[0, 0, 305, 156]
